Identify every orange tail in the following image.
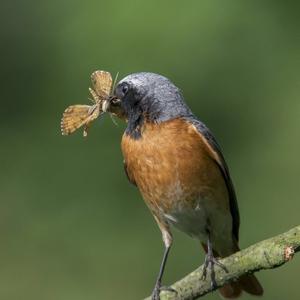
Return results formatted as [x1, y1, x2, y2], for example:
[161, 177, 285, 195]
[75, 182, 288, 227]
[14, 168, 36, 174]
[219, 274, 263, 298]
[219, 281, 242, 299]
[201, 243, 263, 298]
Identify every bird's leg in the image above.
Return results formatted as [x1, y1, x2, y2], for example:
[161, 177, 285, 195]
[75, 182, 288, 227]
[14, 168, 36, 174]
[201, 233, 228, 289]
[151, 219, 176, 300]
[152, 245, 171, 300]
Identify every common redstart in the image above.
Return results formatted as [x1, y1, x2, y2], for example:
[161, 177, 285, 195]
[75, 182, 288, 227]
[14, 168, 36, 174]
[106, 72, 263, 299]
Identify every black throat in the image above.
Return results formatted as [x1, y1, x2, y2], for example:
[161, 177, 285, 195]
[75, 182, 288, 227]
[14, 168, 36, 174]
[125, 106, 145, 139]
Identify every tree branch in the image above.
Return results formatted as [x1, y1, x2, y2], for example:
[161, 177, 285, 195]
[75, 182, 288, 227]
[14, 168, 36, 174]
[144, 225, 300, 300]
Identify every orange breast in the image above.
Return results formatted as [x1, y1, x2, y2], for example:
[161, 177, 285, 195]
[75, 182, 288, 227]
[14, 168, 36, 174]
[121, 118, 229, 216]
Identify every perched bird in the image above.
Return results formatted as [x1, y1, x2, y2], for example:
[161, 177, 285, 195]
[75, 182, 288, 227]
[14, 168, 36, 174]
[108, 72, 263, 299]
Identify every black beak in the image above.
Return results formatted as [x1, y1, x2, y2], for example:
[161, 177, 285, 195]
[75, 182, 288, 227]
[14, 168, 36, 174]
[104, 95, 126, 119]
[108, 95, 121, 106]
[101, 95, 122, 113]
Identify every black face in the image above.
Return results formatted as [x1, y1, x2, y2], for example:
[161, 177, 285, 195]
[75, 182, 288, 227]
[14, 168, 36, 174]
[114, 80, 146, 116]
[115, 81, 130, 99]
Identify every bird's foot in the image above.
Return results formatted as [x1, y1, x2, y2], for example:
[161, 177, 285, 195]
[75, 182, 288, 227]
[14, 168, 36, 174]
[151, 281, 177, 300]
[201, 252, 228, 289]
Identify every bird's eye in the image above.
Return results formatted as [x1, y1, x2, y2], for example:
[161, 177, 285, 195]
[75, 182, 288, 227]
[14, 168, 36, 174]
[122, 84, 129, 95]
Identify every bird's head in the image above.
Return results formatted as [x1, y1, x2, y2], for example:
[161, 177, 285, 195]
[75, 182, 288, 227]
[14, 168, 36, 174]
[110, 72, 192, 138]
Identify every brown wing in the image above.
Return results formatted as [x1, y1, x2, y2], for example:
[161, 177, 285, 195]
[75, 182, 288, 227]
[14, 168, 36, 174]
[91, 70, 112, 99]
[188, 118, 240, 241]
[89, 87, 100, 104]
[61, 104, 99, 136]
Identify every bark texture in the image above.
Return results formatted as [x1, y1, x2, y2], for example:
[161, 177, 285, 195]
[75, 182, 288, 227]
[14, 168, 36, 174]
[144, 226, 300, 300]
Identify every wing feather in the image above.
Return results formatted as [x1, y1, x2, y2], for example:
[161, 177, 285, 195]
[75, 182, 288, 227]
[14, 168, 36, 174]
[187, 118, 240, 241]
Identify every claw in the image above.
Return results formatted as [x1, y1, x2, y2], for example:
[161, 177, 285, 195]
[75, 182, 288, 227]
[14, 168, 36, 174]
[160, 285, 177, 294]
[151, 283, 177, 300]
[151, 281, 161, 300]
[201, 237, 228, 290]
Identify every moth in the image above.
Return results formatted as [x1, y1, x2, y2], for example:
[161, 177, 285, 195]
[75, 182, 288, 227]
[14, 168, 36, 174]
[61, 70, 115, 137]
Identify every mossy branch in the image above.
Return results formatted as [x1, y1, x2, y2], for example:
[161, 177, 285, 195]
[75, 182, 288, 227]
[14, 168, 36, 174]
[144, 225, 300, 300]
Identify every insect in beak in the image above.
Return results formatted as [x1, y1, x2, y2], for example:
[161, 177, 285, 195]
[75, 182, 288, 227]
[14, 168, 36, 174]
[61, 70, 125, 137]
[101, 99, 110, 112]
[102, 96, 121, 112]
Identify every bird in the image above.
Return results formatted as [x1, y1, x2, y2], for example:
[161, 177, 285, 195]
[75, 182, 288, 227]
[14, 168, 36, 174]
[107, 72, 263, 299]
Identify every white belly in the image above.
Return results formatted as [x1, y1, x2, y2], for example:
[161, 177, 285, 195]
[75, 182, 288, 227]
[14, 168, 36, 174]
[164, 195, 234, 257]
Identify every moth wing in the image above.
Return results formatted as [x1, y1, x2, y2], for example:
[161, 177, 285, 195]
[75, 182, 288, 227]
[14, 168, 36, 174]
[91, 70, 112, 99]
[89, 87, 100, 104]
[61, 105, 92, 135]
[82, 104, 102, 137]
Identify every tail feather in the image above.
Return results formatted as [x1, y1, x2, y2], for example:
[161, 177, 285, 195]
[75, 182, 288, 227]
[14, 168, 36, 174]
[219, 282, 242, 299]
[238, 274, 264, 296]
[219, 274, 263, 299]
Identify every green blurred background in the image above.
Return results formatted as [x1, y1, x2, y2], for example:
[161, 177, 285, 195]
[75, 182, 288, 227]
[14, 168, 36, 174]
[1, 0, 299, 299]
